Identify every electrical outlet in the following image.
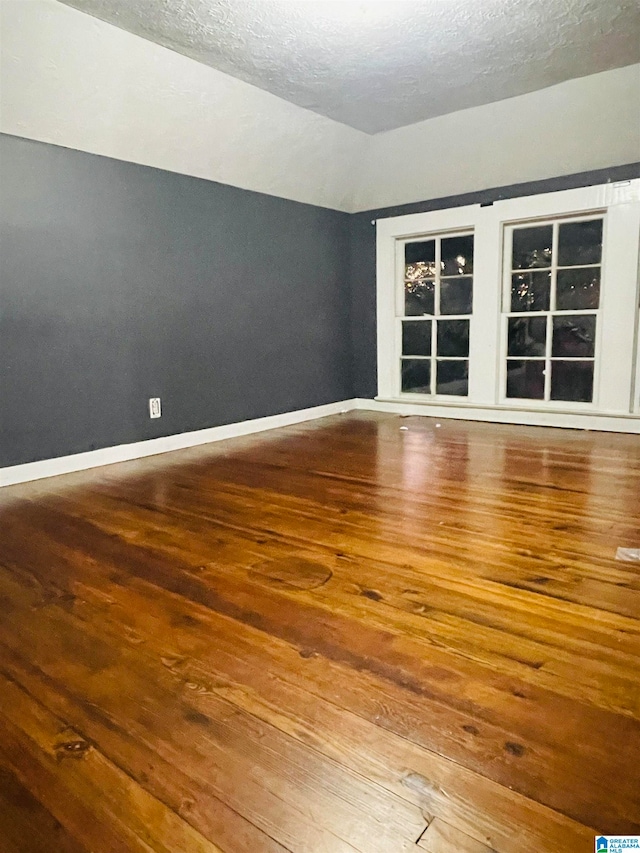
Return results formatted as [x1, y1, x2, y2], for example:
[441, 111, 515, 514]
[149, 397, 162, 419]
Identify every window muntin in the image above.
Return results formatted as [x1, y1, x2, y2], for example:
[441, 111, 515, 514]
[400, 232, 473, 398]
[503, 216, 603, 405]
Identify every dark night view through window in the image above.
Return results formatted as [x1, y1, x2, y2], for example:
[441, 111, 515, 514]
[504, 217, 603, 404]
[401, 233, 473, 397]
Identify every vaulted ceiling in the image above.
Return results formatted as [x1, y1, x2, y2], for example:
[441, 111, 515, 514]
[59, 0, 640, 134]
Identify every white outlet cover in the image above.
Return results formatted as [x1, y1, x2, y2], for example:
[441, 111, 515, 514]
[149, 397, 162, 418]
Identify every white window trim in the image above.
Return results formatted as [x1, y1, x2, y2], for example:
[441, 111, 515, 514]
[634, 251, 640, 414]
[397, 230, 474, 399]
[636, 313, 640, 414]
[499, 214, 604, 412]
[376, 180, 640, 432]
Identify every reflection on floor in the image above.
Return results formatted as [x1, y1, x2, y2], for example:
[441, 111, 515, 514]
[1, 412, 639, 852]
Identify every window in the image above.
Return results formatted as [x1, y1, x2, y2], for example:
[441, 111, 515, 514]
[503, 216, 603, 405]
[376, 181, 640, 431]
[400, 233, 473, 397]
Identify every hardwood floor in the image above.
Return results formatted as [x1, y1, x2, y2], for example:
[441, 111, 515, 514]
[0, 411, 639, 852]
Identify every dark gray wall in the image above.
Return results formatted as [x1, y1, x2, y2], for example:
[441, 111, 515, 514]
[0, 134, 351, 467]
[2, 134, 638, 468]
[349, 163, 640, 398]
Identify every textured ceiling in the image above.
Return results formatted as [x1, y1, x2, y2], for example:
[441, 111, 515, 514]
[58, 0, 640, 134]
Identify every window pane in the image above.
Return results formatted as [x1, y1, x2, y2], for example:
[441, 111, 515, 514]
[402, 320, 431, 356]
[512, 225, 553, 269]
[506, 360, 546, 399]
[550, 361, 594, 402]
[440, 277, 473, 315]
[558, 219, 602, 267]
[401, 359, 431, 393]
[436, 360, 468, 396]
[405, 280, 435, 316]
[437, 319, 469, 357]
[552, 315, 596, 358]
[405, 240, 436, 277]
[507, 317, 547, 356]
[556, 268, 600, 310]
[511, 271, 551, 312]
[441, 235, 474, 275]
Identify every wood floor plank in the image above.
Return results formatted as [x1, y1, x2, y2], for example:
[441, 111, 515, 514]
[0, 412, 638, 851]
[0, 570, 421, 853]
[0, 764, 90, 853]
[52, 485, 640, 718]
[0, 569, 594, 853]
[0, 648, 292, 853]
[4, 499, 636, 831]
[0, 512, 637, 826]
[417, 818, 495, 852]
[0, 672, 225, 853]
[80, 460, 640, 637]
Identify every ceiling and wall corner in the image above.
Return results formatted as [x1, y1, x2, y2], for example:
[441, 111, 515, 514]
[57, 0, 640, 135]
[0, 0, 366, 212]
[0, 0, 638, 213]
[348, 64, 640, 211]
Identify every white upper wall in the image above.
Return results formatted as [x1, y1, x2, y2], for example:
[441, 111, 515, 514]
[0, 0, 365, 212]
[349, 65, 640, 211]
[1, 0, 638, 213]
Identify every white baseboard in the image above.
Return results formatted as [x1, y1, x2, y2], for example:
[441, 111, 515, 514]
[0, 399, 358, 487]
[359, 397, 640, 433]
[3, 396, 637, 487]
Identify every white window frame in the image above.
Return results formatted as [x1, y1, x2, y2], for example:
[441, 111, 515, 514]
[636, 309, 640, 414]
[397, 229, 474, 400]
[376, 180, 640, 432]
[634, 252, 640, 414]
[499, 212, 605, 412]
